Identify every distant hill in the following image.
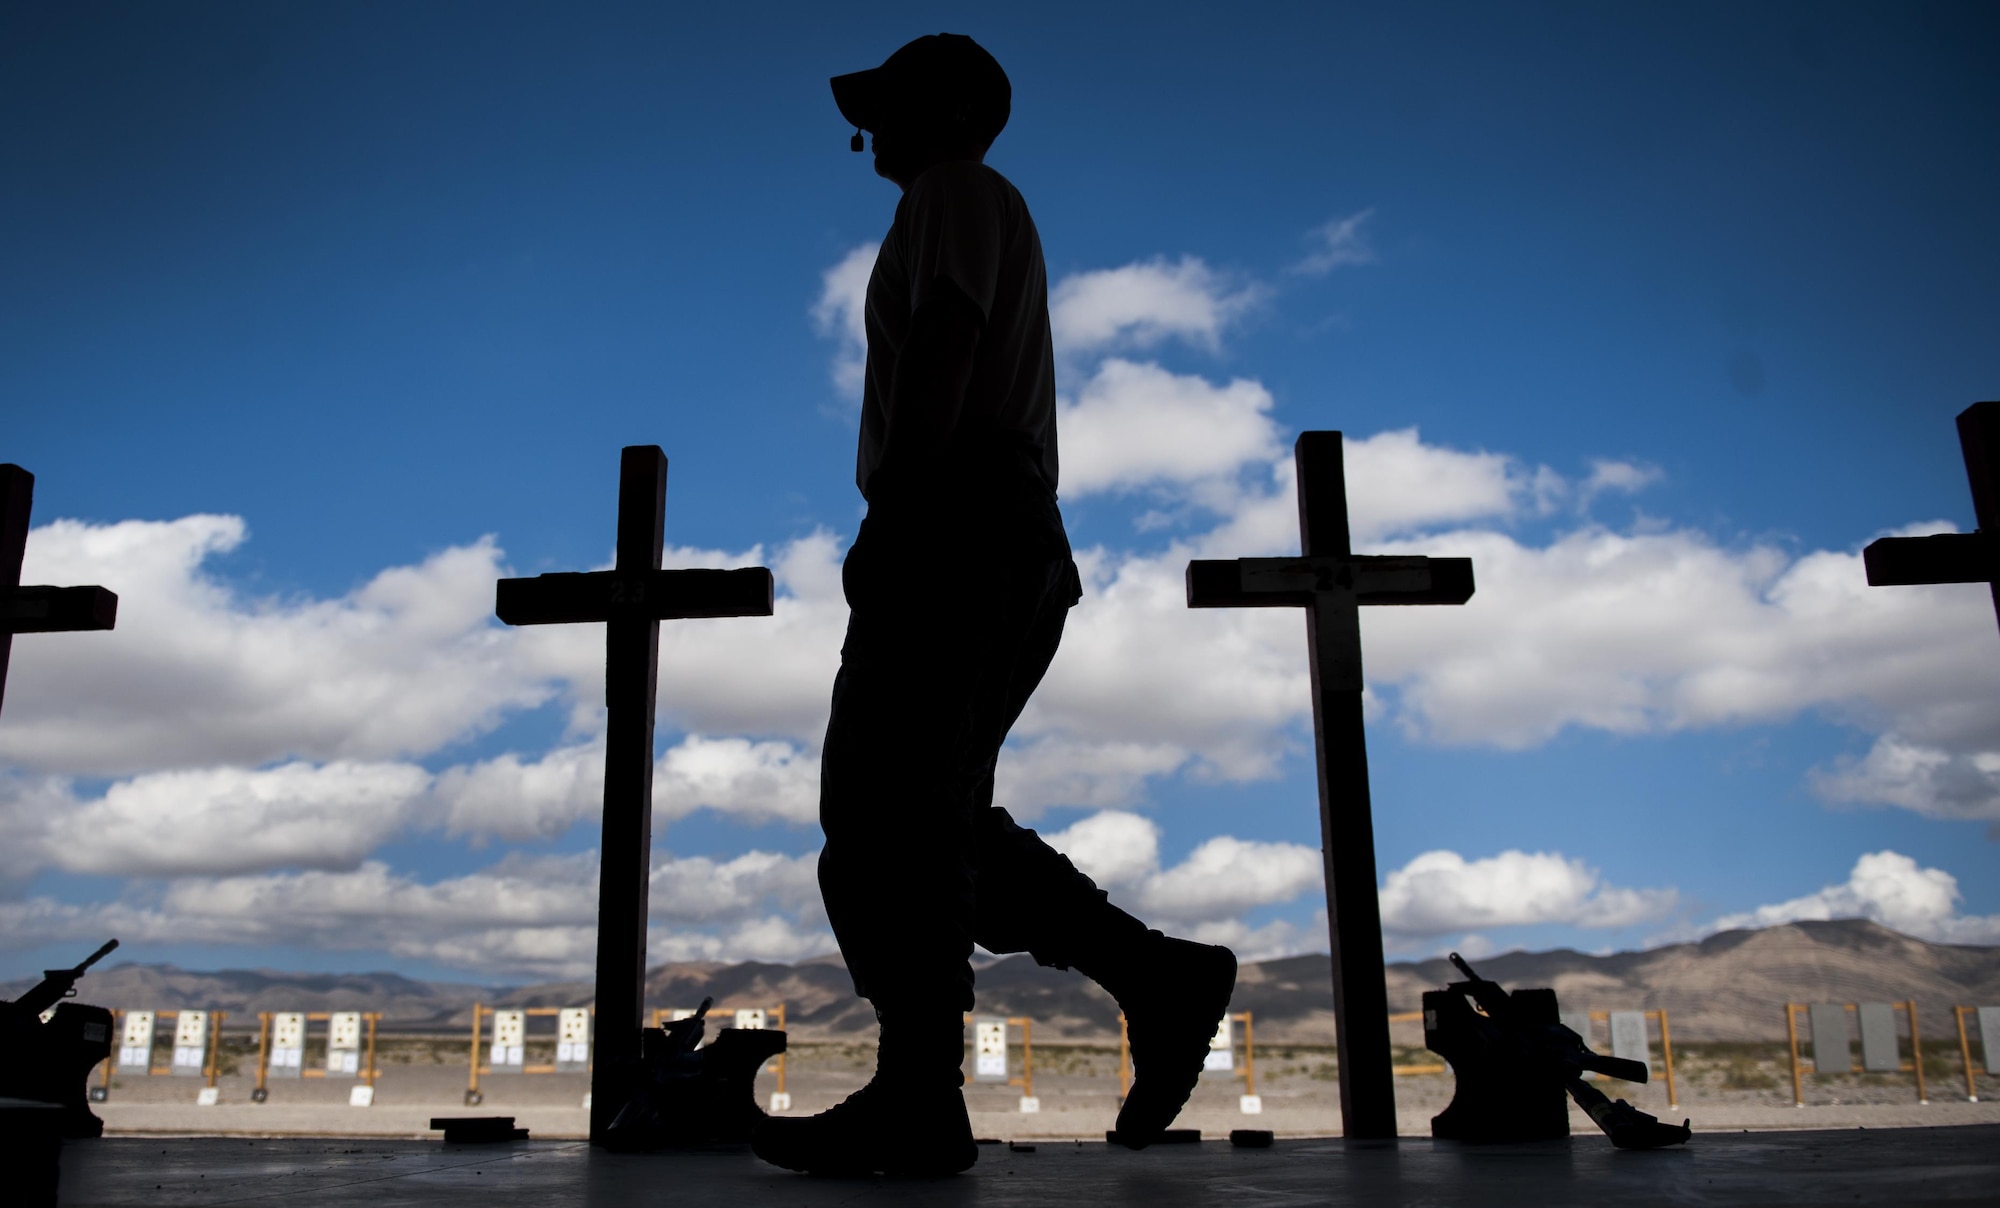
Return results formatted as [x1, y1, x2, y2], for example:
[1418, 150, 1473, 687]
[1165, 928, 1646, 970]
[10, 919, 1995, 1043]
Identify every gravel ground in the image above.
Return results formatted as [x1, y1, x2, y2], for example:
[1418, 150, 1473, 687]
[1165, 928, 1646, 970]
[89, 1041, 2000, 1141]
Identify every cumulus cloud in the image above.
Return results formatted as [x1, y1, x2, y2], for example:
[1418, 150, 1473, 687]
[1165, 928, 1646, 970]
[1292, 209, 1375, 276]
[811, 243, 877, 398]
[1041, 810, 1322, 928]
[1704, 851, 2000, 945]
[4, 728, 820, 881]
[1049, 256, 1261, 355]
[48, 761, 433, 877]
[655, 736, 821, 826]
[1057, 359, 1281, 496]
[1135, 834, 1324, 921]
[1377, 849, 1677, 939]
[0, 848, 832, 980]
[10, 235, 1998, 979]
[3, 518, 548, 777]
[1580, 458, 1664, 502]
[1355, 523, 2000, 806]
[1040, 809, 1161, 888]
[991, 738, 1190, 819]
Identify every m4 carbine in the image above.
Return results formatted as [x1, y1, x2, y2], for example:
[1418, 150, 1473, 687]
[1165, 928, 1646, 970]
[1431, 952, 1690, 1150]
[8, 938, 119, 1021]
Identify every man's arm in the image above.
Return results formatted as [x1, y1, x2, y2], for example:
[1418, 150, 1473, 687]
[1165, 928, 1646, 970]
[877, 275, 984, 476]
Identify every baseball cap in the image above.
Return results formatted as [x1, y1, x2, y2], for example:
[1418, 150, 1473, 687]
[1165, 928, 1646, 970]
[831, 33, 1011, 146]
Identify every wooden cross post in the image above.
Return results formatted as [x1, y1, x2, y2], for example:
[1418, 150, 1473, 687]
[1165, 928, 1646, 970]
[1186, 431, 1474, 1140]
[1, 464, 118, 718]
[494, 445, 773, 1143]
[1864, 401, 2000, 632]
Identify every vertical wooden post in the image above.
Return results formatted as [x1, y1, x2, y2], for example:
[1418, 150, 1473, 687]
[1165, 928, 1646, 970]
[1239, 1011, 1256, 1098]
[254, 1013, 272, 1099]
[1955, 404, 2000, 633]
[205, 1010, 225, 1090]
[365, 1013, 379, 1087]
[1656, 1008, 1677, 1110]
[1908, 1001, 1927, 1104]
[1786, 1003, 1804, 1107]
[1955, 1007, 1978, 1101]
[590, 447, 667, 1140]
[774, 1003, 787, 1098]
[0, 466, 29, 716]
[98, 1016, 116, 1099]
[467, 1004, 483, 1105]
[1296, 433, 1396, 1140]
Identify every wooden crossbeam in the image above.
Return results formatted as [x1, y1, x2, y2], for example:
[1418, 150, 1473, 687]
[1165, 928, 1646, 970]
[1863, 402, 2000, 633]
[1185, 431, 1474, 1141]
[0, 464, 118, 718]
[497, 568, 773, 626]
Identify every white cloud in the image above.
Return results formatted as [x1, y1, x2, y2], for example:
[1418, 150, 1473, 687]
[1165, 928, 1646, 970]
[811, 243, 877, 398]
[1343, 428, 1546, 540]
[1049, 256, 1261, 355]
[1057, 359, 1281, 496]
[1292, 209, 1375, 276]
[1354, 522, 2000, 815]
[1178, 915, 1329, 962]
[1705, 851, 2000, 945]
[1184, 428, 1556, 559]
[655, 736, 821, 826]
[1135, 834, 1324, 921]
[1040, 809, 1160, 888]
[1030, 547, 1304, 780]
[1042, 810, 1322, 928]
[12, 235, 2000, 983]
[1581, 458, 1664, 501]
[647, 849, 825, 926]
[436, 743, 603, 842]
[0, 848, 833, 980]
[4, 728, 820, 882]
[1810, 736, 2000, 824]
[991, 738, 1190, 819]
[4, 517, 548, 776]
[1377, 849, 1677, 938]
[47, 761, 433, 877]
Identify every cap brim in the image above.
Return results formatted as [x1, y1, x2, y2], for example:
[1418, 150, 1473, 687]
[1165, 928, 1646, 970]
[830, 69, 883, 132]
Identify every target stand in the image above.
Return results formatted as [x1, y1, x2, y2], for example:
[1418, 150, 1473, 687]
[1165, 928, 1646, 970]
[465, 1005, 597, 1107]
[249, 1011, 381, 1105]
[967, 1014, 1038, 1113]
[94, 1009, 226, 1104]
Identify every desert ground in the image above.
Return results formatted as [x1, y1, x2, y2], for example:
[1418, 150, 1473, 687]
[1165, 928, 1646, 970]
[88, 1036, 2000, 1141]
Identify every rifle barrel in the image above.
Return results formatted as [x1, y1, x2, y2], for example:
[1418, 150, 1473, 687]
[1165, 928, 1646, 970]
[76, 938, 119, 973]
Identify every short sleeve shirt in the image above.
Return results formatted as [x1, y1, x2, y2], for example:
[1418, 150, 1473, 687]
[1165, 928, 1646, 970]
[857, 161, 1059, 497]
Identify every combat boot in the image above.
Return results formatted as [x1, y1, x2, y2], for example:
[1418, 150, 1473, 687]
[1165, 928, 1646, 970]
[1077, 932, 1237, 1149]
[751, 1008, 976, 1176]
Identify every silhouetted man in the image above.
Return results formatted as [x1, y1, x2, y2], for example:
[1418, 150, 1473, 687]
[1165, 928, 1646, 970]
[750, 34, 1237, 1176]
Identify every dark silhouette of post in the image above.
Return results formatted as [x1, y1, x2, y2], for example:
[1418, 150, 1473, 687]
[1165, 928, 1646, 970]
[1, 465, 118, 718]
[495, 446, 773, 1143]
[1864, 401, 2000, 633]
[1186, 431, 1473, 1140]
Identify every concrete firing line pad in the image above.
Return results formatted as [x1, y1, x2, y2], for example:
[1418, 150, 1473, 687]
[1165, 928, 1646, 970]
[57, 1127, 2000, 1206]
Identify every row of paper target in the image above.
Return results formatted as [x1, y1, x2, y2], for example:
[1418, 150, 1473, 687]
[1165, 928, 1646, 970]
[113, 1010, 368, 1077]
[480, 1006, 773, 1070]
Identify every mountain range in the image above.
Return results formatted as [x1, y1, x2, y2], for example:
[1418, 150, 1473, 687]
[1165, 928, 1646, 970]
[10, 920, 1996, 1043]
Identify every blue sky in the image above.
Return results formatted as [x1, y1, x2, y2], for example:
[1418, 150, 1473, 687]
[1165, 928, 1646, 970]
[3, 1, 1998, 983]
